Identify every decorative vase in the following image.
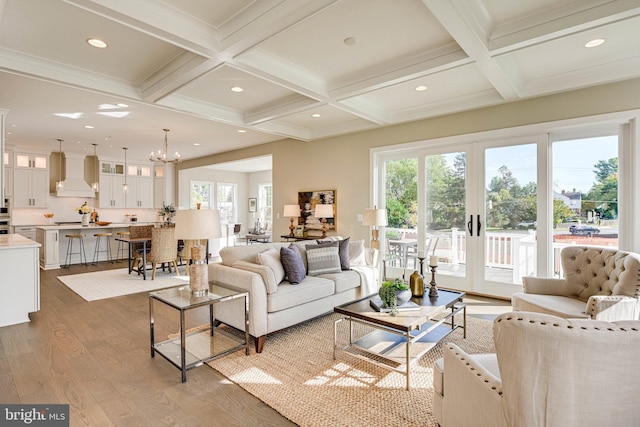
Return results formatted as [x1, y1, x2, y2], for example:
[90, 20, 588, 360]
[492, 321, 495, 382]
[81, 213, 89, 226]
[396, 289, 412, 306]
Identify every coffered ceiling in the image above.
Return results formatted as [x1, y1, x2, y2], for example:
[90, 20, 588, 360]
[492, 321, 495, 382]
[1, 0, 639, 163]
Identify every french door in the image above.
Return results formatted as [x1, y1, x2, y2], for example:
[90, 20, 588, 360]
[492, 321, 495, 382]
[421, 136, 542, 298]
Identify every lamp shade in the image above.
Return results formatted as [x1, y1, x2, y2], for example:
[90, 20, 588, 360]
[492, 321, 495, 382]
[174, 208, 222, 240]
[362, 208, 387, 226]
[283, 204, 300, 217]
[315, 204, 333, 218]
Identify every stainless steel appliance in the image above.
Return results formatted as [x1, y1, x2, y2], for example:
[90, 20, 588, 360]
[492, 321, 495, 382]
[0, 198, 10, 234]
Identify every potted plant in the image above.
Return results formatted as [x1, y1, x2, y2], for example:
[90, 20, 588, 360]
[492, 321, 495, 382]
[379, 278, 411, 316]
[158, 203, 176, 226]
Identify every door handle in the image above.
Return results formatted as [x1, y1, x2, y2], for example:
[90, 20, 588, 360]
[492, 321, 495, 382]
[467, 215, 473, 236]
[477, 214, 482, 237]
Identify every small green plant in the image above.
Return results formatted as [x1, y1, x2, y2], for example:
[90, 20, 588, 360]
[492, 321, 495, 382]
[379, 278, 410, 316]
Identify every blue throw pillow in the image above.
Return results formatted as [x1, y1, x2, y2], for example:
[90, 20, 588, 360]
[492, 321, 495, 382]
[280, 244, 306, 284]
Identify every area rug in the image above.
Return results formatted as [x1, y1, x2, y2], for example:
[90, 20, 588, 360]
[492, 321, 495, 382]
[208, 312, 495, 427]
[58, 268, 189, 301]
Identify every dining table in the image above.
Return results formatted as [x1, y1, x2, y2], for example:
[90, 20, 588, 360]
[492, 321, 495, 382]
[388, 238, 418, 268]
[115, 236, 152, 280]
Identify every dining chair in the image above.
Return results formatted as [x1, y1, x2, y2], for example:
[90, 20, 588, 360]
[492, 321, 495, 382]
[139, 227, 179, 280]
[128, 224, 153, 272]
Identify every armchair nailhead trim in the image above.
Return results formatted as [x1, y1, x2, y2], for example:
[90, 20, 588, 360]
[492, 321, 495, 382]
[499, 316, 640, 333]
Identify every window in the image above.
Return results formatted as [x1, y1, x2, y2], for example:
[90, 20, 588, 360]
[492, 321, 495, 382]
[258, 184, 272, 228]
[191, 181, 213, 209]
[217, 183, 237, 225]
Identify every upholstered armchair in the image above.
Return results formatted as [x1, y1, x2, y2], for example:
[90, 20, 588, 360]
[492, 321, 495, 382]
[433, 311, 640, 427]
[512, 246, 640, 321]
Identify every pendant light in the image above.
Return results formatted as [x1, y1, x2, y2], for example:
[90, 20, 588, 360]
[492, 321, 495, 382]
[122, 147, 128, 193]
[56, 139, 64, 190]
[91, 143, 99, 192]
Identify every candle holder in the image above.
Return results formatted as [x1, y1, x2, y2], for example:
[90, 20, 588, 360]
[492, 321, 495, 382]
[429, 265, 439, 297]
[418, 256, 425, 276]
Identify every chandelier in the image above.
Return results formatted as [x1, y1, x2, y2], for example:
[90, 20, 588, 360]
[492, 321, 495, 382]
[149, 128, 181, 163]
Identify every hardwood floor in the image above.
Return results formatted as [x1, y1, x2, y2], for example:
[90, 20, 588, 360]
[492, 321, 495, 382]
[0, 261, 296, 426]
[0, 262, 512, 426]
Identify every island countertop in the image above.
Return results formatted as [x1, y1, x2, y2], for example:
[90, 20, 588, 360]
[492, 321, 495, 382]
[0, 233, 41, 249]
[35, 222, 157, 231]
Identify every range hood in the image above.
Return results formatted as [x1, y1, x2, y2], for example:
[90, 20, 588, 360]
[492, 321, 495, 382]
[56, 153, 96, 198]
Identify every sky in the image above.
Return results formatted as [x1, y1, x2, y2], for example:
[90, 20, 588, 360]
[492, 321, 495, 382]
[482, 135, 618, 193]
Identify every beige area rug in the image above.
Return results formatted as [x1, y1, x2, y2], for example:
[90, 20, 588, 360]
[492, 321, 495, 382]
[58, 268, 189, 301]
[207, 312, 495, 427]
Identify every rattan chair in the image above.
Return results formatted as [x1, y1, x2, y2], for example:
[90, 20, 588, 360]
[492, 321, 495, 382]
[140, 226, 179, 280]
[129, 224, 153, 271]
[177, 239, 198, 275]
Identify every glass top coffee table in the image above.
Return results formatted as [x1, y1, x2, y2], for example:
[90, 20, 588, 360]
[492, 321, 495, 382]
[333, 288, 466, 390]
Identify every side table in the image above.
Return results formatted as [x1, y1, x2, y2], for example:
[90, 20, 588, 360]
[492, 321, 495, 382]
[149, 283, 249, 382]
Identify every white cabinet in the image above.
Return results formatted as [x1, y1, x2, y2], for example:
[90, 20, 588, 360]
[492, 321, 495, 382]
[98, 174, 126, 208]
[0, 235, 40, 327]
[4, 153, 12, 198]
[100, 161, 125, 176]
[13, 168, 48, 208]
[14, 225, 36, 241]
[14, 153, 47, 170]
[126, 164, 153, 208]
[37, 228, 59, 270]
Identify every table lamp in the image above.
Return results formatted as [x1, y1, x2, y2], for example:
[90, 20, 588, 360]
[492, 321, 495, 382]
[174, 207, 221, 296]
[315, 204, 334, 239]
[362, 206, 387, 250]
[283, 204, 300, 237]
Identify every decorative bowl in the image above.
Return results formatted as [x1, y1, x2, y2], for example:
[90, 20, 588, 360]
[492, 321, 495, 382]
[95, 221, 112, 226]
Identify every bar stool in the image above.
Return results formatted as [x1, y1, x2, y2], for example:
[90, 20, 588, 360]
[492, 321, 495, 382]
[116, 231, 130, 262]
[92, 232, 113, 265]
[63, 234, 87, 268]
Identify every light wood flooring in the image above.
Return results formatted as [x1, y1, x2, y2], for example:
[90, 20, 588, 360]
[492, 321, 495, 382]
[0, 261, 511, 426]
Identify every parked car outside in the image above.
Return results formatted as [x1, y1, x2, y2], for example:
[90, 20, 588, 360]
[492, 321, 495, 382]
[569, 224, 600, 235]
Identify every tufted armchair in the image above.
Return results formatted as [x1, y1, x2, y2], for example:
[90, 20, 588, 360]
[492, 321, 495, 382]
[433, 311, 640, 427]
[511, 246, 640, 321]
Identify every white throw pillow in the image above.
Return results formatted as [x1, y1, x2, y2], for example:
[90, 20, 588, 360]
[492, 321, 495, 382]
[257, 247, 285, 285]
[348, 239, 366, 266]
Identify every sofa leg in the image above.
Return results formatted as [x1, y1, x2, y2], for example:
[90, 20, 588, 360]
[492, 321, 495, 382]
[255, 335, 265, 353]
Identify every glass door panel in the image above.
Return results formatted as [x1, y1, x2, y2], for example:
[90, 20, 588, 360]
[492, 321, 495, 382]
[551, 136, 618, 276]
[484, 144, 538, 286]
[425, 151, 467, 283]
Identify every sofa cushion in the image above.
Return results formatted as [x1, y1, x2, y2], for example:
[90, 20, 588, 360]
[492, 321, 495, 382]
[219, 242, 289, 266]
[348, 239, 366, 266]
[257, 247, 285, 285]
[280, 244, 306, 284]
[267, 277, 335, 312]
[318, 270, 361, 293]
[511, 292, 590, 319]
[307, 243, 342, 276]
[318, 237, 350, 270]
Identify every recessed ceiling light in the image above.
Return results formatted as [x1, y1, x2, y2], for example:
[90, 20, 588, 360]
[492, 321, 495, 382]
[231, 86, 244, 93]
[193, 143, 200, 146]
[311, 113, 321, 118]
[415, 85, 428, 92]
[84, 125, 94, 129]
[87, 38, 108, 49]
[238, 129, 247, 133]
[585, 38, 605, 48]
[343, 37, 356, 46]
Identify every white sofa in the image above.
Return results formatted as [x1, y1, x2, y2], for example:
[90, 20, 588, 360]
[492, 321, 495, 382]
[209, 238, 379, 353]
[433, 311, 640, 427]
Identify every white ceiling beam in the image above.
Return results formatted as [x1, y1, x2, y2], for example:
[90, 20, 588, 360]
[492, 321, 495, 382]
[422, 0, 521, 101]
[244, 96, 321, 126]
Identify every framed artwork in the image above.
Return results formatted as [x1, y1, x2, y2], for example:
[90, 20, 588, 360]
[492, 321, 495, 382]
[294, 225, 305, 237]
[248, 198, 257, 212]
[297, 190, 336, 232]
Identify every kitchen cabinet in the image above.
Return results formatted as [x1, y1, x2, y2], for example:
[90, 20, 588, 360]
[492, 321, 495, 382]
[37, 228, 59, 270]
[98, 174, 126, 208]
[126, 164, 153, 208]
[13, 225, 37, 241]
[4, 152, 12, 197]
[14, 152, 47, 170]
[13, 168, 48, 208]
[100, 161, 125, 176]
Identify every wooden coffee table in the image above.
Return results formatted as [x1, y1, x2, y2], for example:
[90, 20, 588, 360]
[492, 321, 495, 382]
[333, 288, 465, 390]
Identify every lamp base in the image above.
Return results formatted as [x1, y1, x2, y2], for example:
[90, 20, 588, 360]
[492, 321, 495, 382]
[189, 245, 208, 296]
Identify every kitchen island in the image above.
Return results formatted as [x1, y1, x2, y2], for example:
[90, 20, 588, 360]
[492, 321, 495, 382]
[0, 234, 41, 327]
[36, 223, 156, 269]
